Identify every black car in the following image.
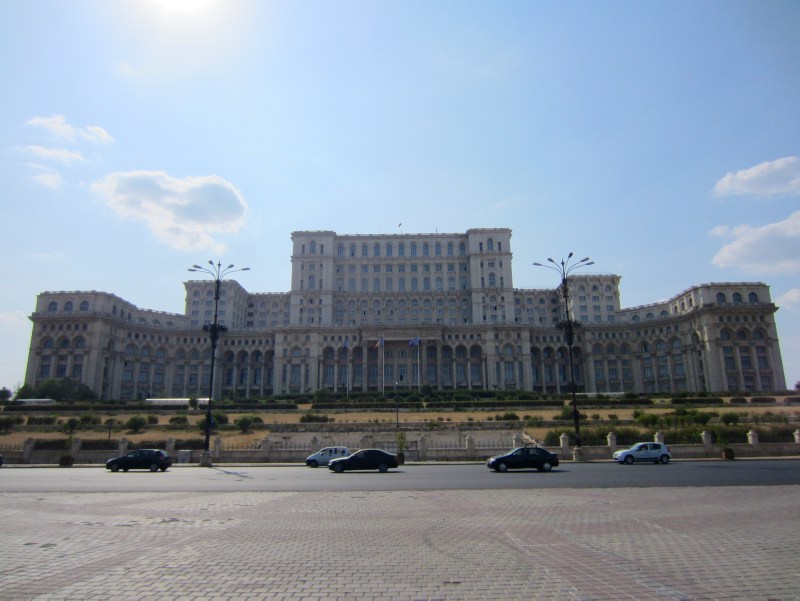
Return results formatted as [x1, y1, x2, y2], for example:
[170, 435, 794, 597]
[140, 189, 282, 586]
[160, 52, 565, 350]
[328, 449, 399, 473]
[106, 449, 172, 472]
[487, 446, 559, 472]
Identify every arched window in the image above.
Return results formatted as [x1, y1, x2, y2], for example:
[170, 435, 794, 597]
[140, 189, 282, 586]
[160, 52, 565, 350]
[459, 243, 466, 256]
[411, 243, 417, 257]
[350, 244, 356, 257]
[337, 244, 344, 257]
[48, 301, 58, 312]
[447, 242, 454, 256]
[64, 301, 73, 312]
[733, 292, 742, 304]
[361, 244, 368, 257]
[399, 243, 405, 256]
[386, 243, 393, 257]
[310, 240, 316, 254]
[374, 243, 381, 257]
[487, 238, 494, 251]
[488, 273, 496, 287]
[423, 243, 430, 256]
[435, 243, 442, 256]
[716, 292, 726, 304]
[80, 301, 89, 312]
[748, 292, 758, 303]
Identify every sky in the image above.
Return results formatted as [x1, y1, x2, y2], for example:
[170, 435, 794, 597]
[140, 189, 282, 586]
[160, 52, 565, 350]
[1, 0, 799, 392]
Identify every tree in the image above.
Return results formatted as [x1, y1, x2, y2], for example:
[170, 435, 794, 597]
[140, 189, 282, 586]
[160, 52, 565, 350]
[0, 387, 12, 403]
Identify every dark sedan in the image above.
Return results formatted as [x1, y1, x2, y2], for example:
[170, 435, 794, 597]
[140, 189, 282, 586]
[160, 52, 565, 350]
[487, 446, 559, 472]
[106, 449, 172, 472]
[328, 449, 399, 473]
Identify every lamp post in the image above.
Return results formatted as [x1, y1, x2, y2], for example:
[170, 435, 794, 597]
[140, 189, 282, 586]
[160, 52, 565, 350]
[188, 260, 250, 467]
[533, 253, 593, 451]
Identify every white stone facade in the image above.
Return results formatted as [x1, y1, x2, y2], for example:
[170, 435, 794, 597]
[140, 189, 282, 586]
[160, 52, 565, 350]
[25, 229, 786, 399]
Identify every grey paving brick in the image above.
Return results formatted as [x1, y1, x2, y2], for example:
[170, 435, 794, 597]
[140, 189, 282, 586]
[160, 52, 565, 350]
[1, 486, 798, 601]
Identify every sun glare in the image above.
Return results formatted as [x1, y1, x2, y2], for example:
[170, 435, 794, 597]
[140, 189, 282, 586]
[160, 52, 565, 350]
[150, 0, 216, 15]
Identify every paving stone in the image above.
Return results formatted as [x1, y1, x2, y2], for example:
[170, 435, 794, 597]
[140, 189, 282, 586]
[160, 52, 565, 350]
[0, 486, 798, 600]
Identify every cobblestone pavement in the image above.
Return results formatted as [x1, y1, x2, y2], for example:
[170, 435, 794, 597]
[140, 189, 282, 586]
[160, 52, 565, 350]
[0, 486, 798, 601]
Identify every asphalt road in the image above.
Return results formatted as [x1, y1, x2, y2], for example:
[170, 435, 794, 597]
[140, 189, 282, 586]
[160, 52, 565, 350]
[2, 458, 799, 492]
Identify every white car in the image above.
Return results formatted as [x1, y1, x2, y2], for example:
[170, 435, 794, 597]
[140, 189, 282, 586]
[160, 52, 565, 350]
[305, 446, 350, 467]
[613, 442, 671, 464]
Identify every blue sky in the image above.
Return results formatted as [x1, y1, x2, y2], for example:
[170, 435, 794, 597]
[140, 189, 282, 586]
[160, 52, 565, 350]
[1, 0, 799, 391]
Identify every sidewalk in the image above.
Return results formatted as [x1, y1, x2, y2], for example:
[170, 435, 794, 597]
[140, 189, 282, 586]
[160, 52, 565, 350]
[1, 485, 798, 600]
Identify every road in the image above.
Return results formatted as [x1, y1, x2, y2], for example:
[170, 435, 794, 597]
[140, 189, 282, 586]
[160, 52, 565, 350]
[2, 458, 799, 492]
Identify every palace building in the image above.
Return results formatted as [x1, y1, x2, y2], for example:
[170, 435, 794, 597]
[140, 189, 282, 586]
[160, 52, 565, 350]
[24, 228, 787, 400]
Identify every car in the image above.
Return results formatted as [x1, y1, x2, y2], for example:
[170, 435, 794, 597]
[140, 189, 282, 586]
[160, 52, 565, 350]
[486, 446, 560, 472]
[0, 454, 3, 468]
[613, 442, 671, 464]
[106, 449, 172, 472]
[306, 446, 350, 467]
[328, 449, 398, 473]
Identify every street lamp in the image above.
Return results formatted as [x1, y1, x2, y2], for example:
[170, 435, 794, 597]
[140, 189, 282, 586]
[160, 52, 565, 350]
[188, 260, 250, 467]
[533, 253, 594, 450]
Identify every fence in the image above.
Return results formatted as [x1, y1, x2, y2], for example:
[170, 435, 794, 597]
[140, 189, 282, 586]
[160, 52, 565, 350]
[2, 428, 799, 465]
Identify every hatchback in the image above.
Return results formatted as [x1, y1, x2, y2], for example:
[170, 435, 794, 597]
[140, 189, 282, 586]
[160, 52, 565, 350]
[306, 446, 350, 467]
[613, 442, 671, 464]
[106, 449, 172, 472]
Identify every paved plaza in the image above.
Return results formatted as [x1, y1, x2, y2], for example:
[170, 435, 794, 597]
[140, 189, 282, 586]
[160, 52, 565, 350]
[1, 485, 798, 601]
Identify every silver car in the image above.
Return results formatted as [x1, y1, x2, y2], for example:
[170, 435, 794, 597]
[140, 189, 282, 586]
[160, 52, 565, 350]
[306, 446, 350, 467]
[613, 442, 671, 464]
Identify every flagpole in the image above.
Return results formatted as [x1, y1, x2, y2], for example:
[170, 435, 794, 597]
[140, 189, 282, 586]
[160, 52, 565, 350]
[381, 334, 385, 396]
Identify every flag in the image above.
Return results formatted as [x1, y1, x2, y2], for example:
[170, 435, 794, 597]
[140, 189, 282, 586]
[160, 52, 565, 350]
[409, 336, 420, 347]
[398, 222, 402, 227]
[340, 338, 349, 350]
[374, 336, 384, 349]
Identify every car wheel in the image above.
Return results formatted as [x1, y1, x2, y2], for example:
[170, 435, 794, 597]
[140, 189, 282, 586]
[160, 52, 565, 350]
[496, 462, 508, 472]
[624, 455, 634, 465]
[160, 466, 168, 471]
[378, 463, 389, 473]
[333, 463, 344, 473]
[149, 463, 159, 472]
[122, 467, 129, 472]
[659, 454, 670, 464]
[308, 460, 318, 468]
[110, 464, 120, 472]
[539, 462, 553, 472]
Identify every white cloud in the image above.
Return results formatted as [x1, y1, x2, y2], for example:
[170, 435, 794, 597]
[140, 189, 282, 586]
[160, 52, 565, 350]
[713, 156, 800, 197]
[26, 115, 113, 144]
[710, 210, 800, 274]
[22, 145, 85, 165]
[776, 288, 800, 309]
[92, 170, 248, 252]
[0, 310, 29, 328]
[31, 171, 65, 189]
[26, 163, 64, 189]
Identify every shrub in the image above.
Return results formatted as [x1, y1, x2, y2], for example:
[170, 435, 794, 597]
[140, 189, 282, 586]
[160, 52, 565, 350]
[497, 412, 520, 421]
[147, 414, 159, 425]
[169, 415, 189, 425]
[720, 412, 740, 426]
[79, 414, 101, 426]
[126, 415, 147, 433]
[236, 416, 254, 433]
[299, 412, 333, 423]
[27, 415, 58, 426]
